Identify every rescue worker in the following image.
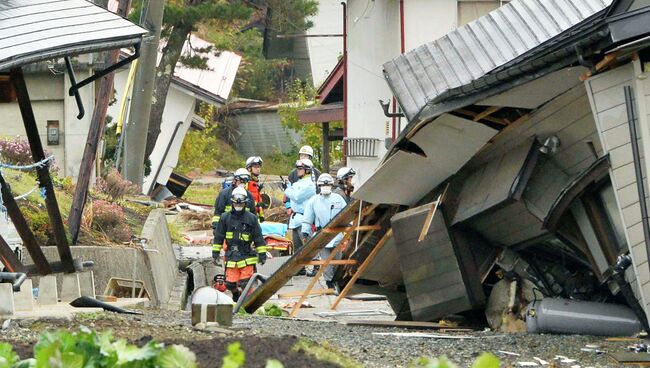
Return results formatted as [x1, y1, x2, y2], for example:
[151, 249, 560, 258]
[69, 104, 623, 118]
[284, 146, 321, 216]
[334, 167, 356, 203]
[245, 156, 265, 222]
[212, 168, 256, 227]
[212, 186, 267, 302]
[284, 158, 317, 253]
[301, 173, 347, 290]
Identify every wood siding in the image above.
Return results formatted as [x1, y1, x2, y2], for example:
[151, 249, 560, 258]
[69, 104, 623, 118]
[391, 204, 478, 321]
[585, 62, 648, 312]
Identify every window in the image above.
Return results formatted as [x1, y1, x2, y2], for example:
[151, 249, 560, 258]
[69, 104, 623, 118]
[0, 75, 17, 103]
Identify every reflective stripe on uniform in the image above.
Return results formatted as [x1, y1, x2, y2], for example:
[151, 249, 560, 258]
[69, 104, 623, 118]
[244, 257, 258, 266]
[240, 233, 250, 241]
[225, 232, 234, 239]
[212, 244, 222, 252]
[226, 261, 238, 268]
[225, 205, 232, 212]
[212, 216, 220, 224]
[226, 257, 259, 268]
[256, 246, 268, 253]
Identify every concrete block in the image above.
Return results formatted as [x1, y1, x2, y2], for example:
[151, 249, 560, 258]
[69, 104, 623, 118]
[13, 279, 34, 312]
[78, 271, 96, 298]
[60, 273, 81, 302]
[0, 283, 15, 316]
[38, 275, 58, 306]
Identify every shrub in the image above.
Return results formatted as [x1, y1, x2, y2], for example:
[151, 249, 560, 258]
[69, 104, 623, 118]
[95, 168, 139, 202]
[0, 137, 59, 174]
[23, 204, 51, 243]
[91, 200, 133, 242]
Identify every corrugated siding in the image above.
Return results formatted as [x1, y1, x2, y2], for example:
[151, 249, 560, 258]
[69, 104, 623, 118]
[234, 111, 302, 158]
[383, 0, 611, 121]
[585, 63, 648, 312]
[0, 0, 146, 71]
[391, 205, 473, 321]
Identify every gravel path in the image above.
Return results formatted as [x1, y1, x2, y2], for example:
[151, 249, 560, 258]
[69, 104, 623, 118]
[0, 309, 636, 367]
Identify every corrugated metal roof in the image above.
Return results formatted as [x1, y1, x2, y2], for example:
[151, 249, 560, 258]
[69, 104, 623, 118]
[0, 0, 146, 71]
[384, 0, 613, 122]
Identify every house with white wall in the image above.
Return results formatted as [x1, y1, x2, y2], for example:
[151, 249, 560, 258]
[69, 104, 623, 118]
[343, 0, 510, 184]
[107, 35, 241, 195]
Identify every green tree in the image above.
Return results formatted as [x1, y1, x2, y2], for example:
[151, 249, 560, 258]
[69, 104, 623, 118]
[278, 79, 343, 169]
[133, 0, 253, 162]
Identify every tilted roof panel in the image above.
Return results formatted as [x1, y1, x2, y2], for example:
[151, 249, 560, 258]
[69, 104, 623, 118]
[0, 0, 146, 71]
[383, 0, 612, 121]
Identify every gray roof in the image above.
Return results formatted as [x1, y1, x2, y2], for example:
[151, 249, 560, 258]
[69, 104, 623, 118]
[0, 0, 147, 71]
[384, 0, 613, 122]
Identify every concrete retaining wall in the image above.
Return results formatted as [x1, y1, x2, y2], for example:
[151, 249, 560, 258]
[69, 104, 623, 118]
[24, 209, 179, 307]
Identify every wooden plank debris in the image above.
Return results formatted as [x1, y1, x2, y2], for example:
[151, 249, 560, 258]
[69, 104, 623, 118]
[340, 320, 472, 331]
[242, 200, 366, 313]
[305, 260, 357, 266]
[277, 289, 335, 298]
[331, 229, 392, 309]
[610, 352, 650, 365]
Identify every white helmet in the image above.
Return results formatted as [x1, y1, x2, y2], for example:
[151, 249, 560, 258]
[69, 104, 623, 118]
[246, 156, 263, 168]
[299, 145, 314, 158]
[336, 167, 356, 181]
[295, 158, 313, 171]
[234, 168, 251, 182]
[231, 186, 248, 208]
[317, 173, 335, 187]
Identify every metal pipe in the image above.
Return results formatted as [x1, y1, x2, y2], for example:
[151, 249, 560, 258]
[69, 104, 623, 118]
[233, 273, 268, 314]
[0, 272, 27, 291]
[612, 254, 650, 331]
[625, 85, 650, 324]
[341, 2, 347, 162]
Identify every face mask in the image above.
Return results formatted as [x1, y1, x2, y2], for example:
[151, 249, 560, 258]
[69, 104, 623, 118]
[233, 204, 244, 212]
[320, 186, 332, 195]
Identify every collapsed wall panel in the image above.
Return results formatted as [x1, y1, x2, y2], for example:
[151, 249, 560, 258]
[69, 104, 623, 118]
[391, 204, 483, 321]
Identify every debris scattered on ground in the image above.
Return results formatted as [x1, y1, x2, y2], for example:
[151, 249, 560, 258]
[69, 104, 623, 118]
[372, 332, 475, 339]
[498, 350, 521, 356]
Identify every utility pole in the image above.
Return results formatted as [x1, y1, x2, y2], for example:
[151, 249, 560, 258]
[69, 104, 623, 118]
[123, 0, 165, 186]
[69, 0, 131, 245]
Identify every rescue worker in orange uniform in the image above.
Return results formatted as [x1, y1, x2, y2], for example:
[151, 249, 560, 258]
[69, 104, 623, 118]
[245, 156, 265, 222]
[212, 186, 267, 302]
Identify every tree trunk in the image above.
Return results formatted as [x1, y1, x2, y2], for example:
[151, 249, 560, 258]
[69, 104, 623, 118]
[143, 23, 193, 161]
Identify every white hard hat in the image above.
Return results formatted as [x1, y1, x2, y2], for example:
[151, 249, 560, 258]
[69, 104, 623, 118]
[295, 158, 313, 170]
[231, 186, 248, 204]
[299, 145, 314, 157]
[246, 156, 263, 168]
[336, 167, 356, 180]
[317, 173, 334, 186]
[234, 168, 250, 182]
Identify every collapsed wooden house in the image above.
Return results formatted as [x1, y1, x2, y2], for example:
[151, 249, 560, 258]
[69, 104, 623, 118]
[0, 0, 146, 276]
[246, 0, 650, 331]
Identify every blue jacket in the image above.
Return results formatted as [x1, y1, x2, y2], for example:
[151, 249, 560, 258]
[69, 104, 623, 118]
[284, 177, 316, 229]
[302, 192, 347, 248]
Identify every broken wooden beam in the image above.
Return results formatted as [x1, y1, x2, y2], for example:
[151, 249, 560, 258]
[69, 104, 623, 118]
[331, 229, 393, 310]
[473, 106, 502, 122]
[0, 171, 51, 274]
[242, 200, 365, 313]
[305, 260, 357, 266]
[0, 234, 25, 272]
[322, 224, 382, 233]
[580, 52, 618, 81]
[278, 289, 334, 298]
[10, 68, 75, 273]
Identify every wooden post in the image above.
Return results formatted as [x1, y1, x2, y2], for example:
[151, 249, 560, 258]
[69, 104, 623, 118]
[242, 200, 363, 313]
[322, 122, 330, 173]
[331, 229, 392, 310]
[69, 0, 131, 245]
[0, 171, 51, 274]
[10, 68, 75, 273]
[0, 235, 25, 273]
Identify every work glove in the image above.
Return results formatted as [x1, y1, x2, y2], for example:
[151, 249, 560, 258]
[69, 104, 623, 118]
[280, 182, 287, 190]
[212, 251, 221, 264]
[258, 252, 267, 265]
[258, 202, 268, 209]
[301, 233, 310, 243]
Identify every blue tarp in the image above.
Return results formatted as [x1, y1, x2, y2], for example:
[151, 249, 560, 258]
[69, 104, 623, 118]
[261, 222, 288, 237]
